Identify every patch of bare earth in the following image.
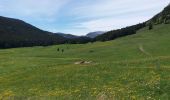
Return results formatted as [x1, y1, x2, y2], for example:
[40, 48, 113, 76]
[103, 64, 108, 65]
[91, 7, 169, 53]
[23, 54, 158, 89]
[74, 61, 92, 65]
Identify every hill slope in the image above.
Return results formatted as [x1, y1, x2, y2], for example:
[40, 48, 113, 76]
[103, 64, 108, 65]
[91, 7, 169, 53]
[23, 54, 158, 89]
[0, 16, 67, 48]
[95, 4, 170, 42]
[0, 16, 93, 48]
[150, 4, 170, 24]
[0, 24, 169, 99]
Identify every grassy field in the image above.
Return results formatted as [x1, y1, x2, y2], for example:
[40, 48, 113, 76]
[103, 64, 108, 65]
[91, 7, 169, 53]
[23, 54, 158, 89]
[0, 24, 170, 99]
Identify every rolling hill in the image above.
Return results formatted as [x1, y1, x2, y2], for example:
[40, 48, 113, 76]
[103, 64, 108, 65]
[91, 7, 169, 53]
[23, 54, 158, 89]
[0, 16, 68, 48]
[95, 4, 170, 42]
[0, 16, 92, 49]
[0, 23, 169, 99]
[0, 4, 169, 100]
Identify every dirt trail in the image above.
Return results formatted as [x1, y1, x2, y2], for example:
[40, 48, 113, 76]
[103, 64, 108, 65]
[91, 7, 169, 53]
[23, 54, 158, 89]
[139, 45, 151, 56]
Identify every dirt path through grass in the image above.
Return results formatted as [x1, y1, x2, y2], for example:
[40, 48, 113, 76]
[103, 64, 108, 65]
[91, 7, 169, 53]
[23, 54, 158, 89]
[139, 45, 151, 56]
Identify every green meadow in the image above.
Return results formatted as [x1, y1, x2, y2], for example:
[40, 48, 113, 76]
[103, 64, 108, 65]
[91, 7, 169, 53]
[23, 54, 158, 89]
[0, 24, 170, 99]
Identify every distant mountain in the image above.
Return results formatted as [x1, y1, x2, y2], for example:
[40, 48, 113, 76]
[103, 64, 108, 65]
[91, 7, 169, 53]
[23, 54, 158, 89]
[56, 33, 79, 39]
[86, 31, 106, 38]
[0, 16, 68, 48]
[149, 4, 170, 24]
[56, 33, 93, 44]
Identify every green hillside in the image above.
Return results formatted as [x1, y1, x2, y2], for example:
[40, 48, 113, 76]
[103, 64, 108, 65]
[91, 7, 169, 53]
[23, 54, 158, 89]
[95, 4, 170, 42]
[0, 16, 67, 48]
[0, 24, 170, 99]
[0, 16, 91, 49]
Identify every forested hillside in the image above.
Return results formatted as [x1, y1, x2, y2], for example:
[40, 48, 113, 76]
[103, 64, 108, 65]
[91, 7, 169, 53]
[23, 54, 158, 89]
[0, 16, 68, 48]
[95, 4, 170, 42]
[0, 16, 92, 49]
[150, 4, 170, 24]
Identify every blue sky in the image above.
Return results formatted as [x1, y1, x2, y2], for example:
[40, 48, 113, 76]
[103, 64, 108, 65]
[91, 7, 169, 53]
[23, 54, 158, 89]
[0, 0, 169, 35]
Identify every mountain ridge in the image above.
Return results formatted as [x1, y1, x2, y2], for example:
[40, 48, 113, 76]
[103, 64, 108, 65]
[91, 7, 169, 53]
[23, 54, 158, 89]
[86, 31, 106, 38]
[0, 16, 68, 48]
[0, 16, 91, 48]
[0, 4, 169, 48]
[149, 4, 170, 24]
[95, 4, 170, 41]
[56, 32, 79, 39]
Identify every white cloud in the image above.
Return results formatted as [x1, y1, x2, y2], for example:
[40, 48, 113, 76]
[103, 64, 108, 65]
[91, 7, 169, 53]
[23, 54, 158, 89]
[0, 0, 169, 35]
[69, 0, 169, 19]
[0, 0, 70, 18]
[65, 0, 170, 35]
[74, 16, 150, 32]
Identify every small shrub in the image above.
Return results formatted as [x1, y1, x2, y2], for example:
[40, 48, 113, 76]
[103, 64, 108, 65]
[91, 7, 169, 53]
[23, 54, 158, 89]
[57, 48, 60, 51]
[62, 49, 64, 53]
[89, 50, 94, 53]
[149, 23, 153, 30]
